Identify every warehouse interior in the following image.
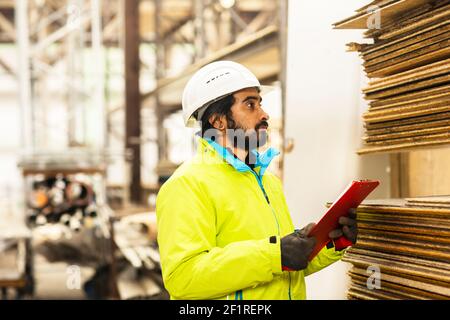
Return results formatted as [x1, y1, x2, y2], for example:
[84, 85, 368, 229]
[0, 0, 449, 300]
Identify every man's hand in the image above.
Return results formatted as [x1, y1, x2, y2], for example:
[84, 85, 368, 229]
[328, 208, 358, 245]
[295, 222, 316, 238]
[281, 223, 317, 271]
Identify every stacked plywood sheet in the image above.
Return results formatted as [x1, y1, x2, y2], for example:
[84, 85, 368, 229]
[334, 0, 450, 154]
[343, 198, 450, 300]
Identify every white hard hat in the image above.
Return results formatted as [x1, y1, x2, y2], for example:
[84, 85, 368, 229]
[182, 60, 271, 127]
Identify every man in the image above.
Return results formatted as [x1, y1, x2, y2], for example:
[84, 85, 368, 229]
[156, 61, 357, 300]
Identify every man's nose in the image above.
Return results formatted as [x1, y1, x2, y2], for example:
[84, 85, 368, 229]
[261, 107, 270, 121]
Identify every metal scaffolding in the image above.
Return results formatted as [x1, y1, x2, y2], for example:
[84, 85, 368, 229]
[15, 0, 106, 154]
[14, 0, 114, 240]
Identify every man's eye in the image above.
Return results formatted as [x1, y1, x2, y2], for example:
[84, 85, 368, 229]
[247, 102, 256, 109]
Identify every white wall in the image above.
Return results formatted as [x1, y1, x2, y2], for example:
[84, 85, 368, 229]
[284, 0, 391, 299]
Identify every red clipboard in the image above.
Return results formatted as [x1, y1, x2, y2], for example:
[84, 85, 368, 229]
[307, 180, 379, 261]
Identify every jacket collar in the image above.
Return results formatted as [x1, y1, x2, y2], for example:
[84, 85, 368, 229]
[197, 136, 280, 177]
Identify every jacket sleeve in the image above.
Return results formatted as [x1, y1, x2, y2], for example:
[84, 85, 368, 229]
[156, 175, 283, 300]
[303, 245, 345, 276]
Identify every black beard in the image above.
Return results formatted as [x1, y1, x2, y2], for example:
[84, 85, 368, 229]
[225, 125, 268, 152]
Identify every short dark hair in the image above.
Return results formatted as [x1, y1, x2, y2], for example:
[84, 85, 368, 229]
[199, 94, 236, 136]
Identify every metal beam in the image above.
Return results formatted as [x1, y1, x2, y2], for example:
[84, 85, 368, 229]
[229, 7, 249, 31]
[193, 0, 206, 60]
[278, 0, 288, 179]
[161, 14, 193, 40]
[0, 1, 14, 9]
[15, 0, 34, 152]
[30, 10, 91, 57]
[124, 0, 142, 203]
[91, 0, 106, 148]
[30, 4, 67, 37]
[241, 10, 273, 36]
[0, 11, 15, 39]
[154, 0, 168, 164]
[0, 55, 14, 75]
[102, 14, 119, 41]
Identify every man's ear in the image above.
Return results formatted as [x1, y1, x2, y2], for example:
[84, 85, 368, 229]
[209, 115, 227, 131]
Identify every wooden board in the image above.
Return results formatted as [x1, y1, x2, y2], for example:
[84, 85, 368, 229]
[335, 3, 450, 290]
[369, 89, 450, 110]
[366, 119, 450, 136]
[343, 253, 450, 283]
[362, 22, 450, 60]
[349, 267, 450, 296]
[405, 203, 450, 209]
[333, 0, 431, 30]
[364, 111, 450, 129]
[367, 48, 450, 78]
[349, 273, 449, 299]
[347, 247, 450, 270]
[406, 196, 450, 204]
[355, 0, 400, 14]
[364, 107, 450, 124]
[406, 196, 450, 208]
[363, 0, 450, 40]
[408, 148, 450, 197]
[348, 270, 450, 299]
[358, 227, 450, 245]
[357, 205, 450, 218]
[363, 132, 450, 147]
[365, 72, 450, 100]
[356, 222, 450, 236]
[364, 34, 450, 68]
[355, 238, 450, 262]
[374, 3, 450, 41]
[345, 198, 450, 298]
[358, 226, 450, 241]
[363, 95, 450, 122]
[357, 212, 450, 228]
[349, 278, 432, 299]
[358, 198, 450, 210]
[365, 74, 450, 100]
[348, 283, 406, 299]
[363, 125, 450, 142]
[366, 58, 450, 89]
[365, 41, 450, 77]
[357, 233, 450, 252]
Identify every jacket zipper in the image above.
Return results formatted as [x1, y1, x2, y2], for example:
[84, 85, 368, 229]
[249, 171, 280, 235]
[249, 171, 291, 300]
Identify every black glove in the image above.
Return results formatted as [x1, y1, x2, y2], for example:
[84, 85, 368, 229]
[281, 223, 317, 271]
[328, 208, 358, 245]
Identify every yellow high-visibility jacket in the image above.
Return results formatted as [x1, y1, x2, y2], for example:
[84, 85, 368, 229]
[156, 137, 344, 300]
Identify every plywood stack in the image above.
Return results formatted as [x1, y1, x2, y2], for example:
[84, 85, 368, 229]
[334, 0, 450, 154]
[343, 198, 450, 300]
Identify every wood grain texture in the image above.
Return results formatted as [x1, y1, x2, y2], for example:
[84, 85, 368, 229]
[335, 1, 450, 153]
[341, 201, 450, 299]
[362, 22, 450, 61]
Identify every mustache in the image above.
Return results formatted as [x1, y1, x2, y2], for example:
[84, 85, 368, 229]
[255, 121, 269, 130]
